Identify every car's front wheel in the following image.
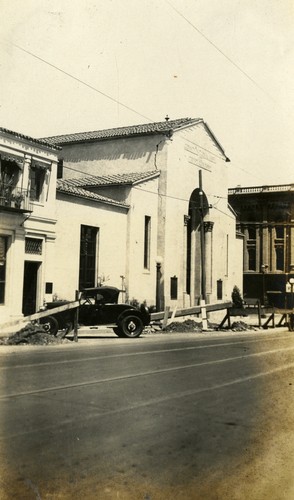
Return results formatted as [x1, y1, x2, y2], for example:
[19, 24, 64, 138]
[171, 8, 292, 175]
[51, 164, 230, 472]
[118, 315, 144, 338]
[113, 326, 124, 337]
[40, 315, 59, 336]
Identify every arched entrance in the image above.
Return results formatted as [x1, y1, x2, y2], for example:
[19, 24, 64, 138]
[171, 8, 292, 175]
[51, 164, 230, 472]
[186, 188, 210, 305]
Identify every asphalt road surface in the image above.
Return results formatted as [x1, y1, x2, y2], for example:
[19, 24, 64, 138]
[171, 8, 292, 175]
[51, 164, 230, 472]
[1, 329, 294, 500]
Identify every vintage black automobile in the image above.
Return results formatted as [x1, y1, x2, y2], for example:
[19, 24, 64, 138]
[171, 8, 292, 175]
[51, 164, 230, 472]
[40, 286, 150, 338]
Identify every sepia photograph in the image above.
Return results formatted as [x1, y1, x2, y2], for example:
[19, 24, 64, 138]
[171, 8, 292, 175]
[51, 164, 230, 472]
[0, 1, 294, 498]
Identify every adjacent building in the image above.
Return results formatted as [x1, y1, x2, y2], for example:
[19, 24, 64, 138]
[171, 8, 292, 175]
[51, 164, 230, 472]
[228, 183, 294, 307]
[0, 127, 59, 324]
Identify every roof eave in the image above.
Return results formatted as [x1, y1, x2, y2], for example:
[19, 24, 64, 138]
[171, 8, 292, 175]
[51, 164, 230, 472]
[57, 188, 129, 209]
[0, 127, 61, 151]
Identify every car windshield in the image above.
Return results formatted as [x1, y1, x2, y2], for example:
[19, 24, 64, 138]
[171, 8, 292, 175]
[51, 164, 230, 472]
[80, 286, 120, 304]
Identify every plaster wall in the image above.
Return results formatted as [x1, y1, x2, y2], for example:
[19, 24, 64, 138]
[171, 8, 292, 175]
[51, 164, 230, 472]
[160, 123, 242, 306]
[54, 195, 128, 301]
[125, 177, 159, 306]
[61, 135, 167, 178]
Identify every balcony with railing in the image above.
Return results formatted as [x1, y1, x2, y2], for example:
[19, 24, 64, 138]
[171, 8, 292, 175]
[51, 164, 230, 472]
[228, 184, 294, 196]
[0, 184, 32, 212]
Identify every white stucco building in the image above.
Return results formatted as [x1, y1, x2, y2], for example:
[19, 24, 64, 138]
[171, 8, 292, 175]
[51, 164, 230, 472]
[43, 117, 243, 309]
[53, 171, 160, 305]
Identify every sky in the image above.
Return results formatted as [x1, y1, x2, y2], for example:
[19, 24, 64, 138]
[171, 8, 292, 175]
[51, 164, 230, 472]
[0, 0, 293, 188]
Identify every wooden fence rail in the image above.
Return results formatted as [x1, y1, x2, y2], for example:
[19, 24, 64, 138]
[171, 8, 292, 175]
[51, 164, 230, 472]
[0, 301, 79, 331]
[150, 302, 232, 327]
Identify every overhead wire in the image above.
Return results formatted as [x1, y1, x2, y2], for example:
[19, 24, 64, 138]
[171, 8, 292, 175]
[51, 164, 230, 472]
[59, 163, 230, 210]
[0, 39, 153, 123]
[165, 1, 275, 102]
[1, 10, 274, 189]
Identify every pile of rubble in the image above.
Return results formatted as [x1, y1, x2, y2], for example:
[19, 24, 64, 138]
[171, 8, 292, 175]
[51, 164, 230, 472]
[0, 323, 71, 346]
[163, 319, 203, 332]
[149, 318, 258, 334]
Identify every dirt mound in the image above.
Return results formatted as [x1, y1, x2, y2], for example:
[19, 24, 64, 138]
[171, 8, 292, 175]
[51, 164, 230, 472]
[230, 321, 257, 332]
[164, 319, 203, 332]
[0, 323, 72, 346]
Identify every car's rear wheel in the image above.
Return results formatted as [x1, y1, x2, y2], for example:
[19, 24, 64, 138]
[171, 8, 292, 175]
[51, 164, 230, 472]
[40, 316, 59, 336]
[119, 315, 144, 338]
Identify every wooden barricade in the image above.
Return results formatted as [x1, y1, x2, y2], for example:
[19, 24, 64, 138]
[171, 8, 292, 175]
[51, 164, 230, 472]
[262, 308, 294, 331]
[0, 300, 80, 340]
[151, 302, 232, 330]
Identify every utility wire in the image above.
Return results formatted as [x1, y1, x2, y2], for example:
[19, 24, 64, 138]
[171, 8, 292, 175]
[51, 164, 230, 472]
[2, 38, 264, 186]
[165, 1, 275, 102]
[1, 39, 154, 123]
[60, 163, 228, 203]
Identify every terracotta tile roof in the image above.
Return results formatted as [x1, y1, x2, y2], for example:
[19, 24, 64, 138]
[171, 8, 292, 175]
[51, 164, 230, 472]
[57, 180, 129, 208]
[41, 117, 202, 145]
[62, 170, 160, 188]
[0, 126, 61, 150]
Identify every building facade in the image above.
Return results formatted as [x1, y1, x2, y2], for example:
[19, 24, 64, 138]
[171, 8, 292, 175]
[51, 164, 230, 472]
[53, 172, 159, 304]
[228, 184, 294, 307]
[44, 117, 243, 309]
[0, 127, 59, 326]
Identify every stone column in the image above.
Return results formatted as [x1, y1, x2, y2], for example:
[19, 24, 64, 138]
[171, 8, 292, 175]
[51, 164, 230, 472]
[204, 221, 214, 298]
[290, 225, 294, 272]
[261, 223, 269, 270]
[243, 225, 249, 271]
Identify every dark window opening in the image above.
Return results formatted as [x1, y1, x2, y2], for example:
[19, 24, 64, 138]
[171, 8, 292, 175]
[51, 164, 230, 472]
[248, 246, 256, 271]
[79, 225, 98, 289]
[170, 276, 178, 300]
[57, 159, 63, 179]
[276, 226, 284, 239]
[25, 238, 43, 255]
[275, 246, 284, 271]
[30, 167, 45, 201]
[217, 279, 223, 300]
[275, 226, 285, 271]
[248, 226, 256, 240]
[144, 216, 151, 270]
[0, 159, 21, 206]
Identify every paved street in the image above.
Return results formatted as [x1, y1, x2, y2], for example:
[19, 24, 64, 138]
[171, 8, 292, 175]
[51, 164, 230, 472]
[1, 328, 294, 500]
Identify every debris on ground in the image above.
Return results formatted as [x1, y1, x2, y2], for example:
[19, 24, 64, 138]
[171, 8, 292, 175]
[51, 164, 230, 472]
[149, 318, 259, 333]
[0, 323, 72, 346]
[230, 321, 257, 332]
[163, 319, 203, 332]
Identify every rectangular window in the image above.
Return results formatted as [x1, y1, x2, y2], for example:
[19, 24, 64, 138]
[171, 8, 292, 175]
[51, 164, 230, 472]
[246, 226, 256, 271]
[57, 159, 63, 179]
[29, 167, 45, 201]
[79, 225, 98, 289]
[144, 216, 151, 270]
[170, 276, 178, 300]
[0, 236, 7, 304]
[275, 226, 284, 271]
[25, 238, 43, 255]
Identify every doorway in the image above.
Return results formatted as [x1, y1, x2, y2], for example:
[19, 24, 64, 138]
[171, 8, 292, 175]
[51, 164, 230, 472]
[22, 261, 41, 316]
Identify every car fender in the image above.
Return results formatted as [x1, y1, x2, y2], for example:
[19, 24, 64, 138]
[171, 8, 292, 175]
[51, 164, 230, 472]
[117, 306, 150, 326]
[117, 308, 141, 324]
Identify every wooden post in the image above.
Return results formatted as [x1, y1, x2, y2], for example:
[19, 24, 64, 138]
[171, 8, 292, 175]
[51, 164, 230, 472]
[227, 308, 231, 329]
[200, 299, 208, 330]
[73, 290, 79, 342]
[162, 306, 170, 330]
[257, 301, 261, 328]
